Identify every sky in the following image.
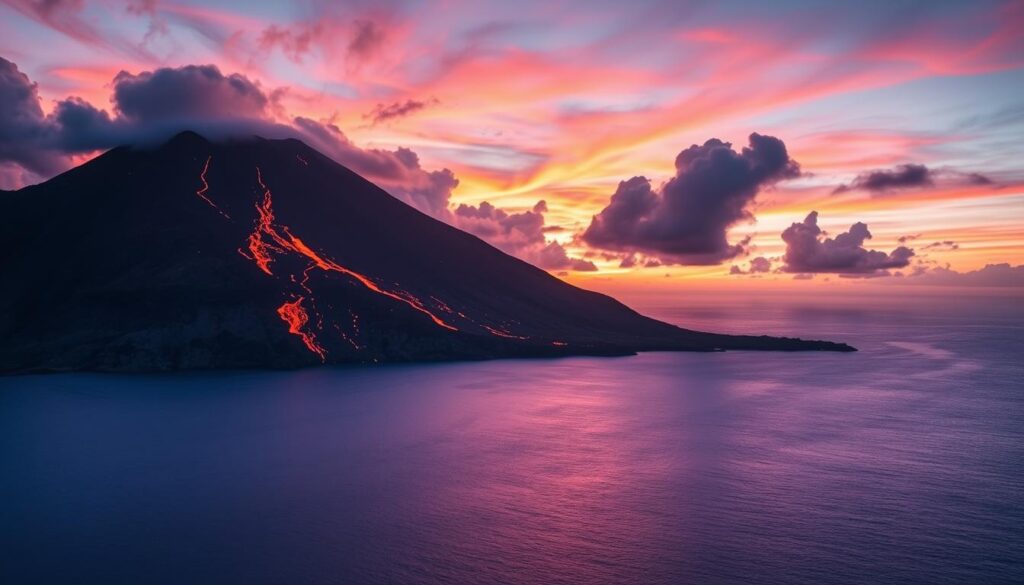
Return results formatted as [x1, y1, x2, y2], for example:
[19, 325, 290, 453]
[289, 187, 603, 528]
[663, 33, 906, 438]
[1, 0, 1022, 292]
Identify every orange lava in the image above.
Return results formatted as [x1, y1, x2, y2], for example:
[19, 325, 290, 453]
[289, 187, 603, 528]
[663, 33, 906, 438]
[277, 296, 326, 361]
[482, 324, 528, 340]
[286, 232, 458, 331]
[195, 156, 230, 219]
[430, 296, 455, 314]
[333, 322, 362, 350]
[243, 167, 287, 275]
[242, 165, 460, 358]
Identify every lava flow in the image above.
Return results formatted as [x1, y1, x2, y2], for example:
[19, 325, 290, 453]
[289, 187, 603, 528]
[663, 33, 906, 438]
[482, 324, 529, 340]
[195, 156, 230, 219]
[284, 232, 458, 331]
[276, 296, 326, 360]
[240, 166, 459, 359]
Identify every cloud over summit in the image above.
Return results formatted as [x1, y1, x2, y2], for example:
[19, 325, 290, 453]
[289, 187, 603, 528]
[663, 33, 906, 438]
[0, 58, 461, 218]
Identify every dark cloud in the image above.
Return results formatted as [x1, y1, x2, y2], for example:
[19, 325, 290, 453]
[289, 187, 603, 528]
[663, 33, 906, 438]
[112, 65, 270, 122]
[781, 211, 914, 277]
[750, 256, 772, 272]
[454, 200, 596, 271]
[729, 256, 771, 275]
[582, 133, 800, 265]
[536, 242, 598, 272]
[365, 99, 435, 125]
[0, 56, 63, 177]
[833, 163, 932, 194]
[0, 59, 295, 183]
[390, 150, 458, 219]
[619, 253, 674, 269]
[834, 164, 994, 194]
[47, 96, 120, 152]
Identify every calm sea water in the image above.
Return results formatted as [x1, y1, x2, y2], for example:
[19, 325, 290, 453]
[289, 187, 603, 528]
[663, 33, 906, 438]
[2, 291, 1022, 584]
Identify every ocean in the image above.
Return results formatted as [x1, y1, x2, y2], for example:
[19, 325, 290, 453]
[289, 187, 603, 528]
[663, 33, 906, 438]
[2, 290, 1022, 584]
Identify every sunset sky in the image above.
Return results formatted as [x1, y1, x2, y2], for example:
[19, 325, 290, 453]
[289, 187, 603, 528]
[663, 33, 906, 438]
[1, 0, 1022, 290]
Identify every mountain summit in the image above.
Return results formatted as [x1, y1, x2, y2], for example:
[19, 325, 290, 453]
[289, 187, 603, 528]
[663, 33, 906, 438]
[0, 132, 853, 372]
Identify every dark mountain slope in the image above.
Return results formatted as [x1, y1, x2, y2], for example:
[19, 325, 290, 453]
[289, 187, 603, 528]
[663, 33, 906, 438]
[0, 132, 853, 373]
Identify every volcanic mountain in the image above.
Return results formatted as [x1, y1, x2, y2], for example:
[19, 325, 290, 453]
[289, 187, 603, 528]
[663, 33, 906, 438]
[0, 132, 854, 373]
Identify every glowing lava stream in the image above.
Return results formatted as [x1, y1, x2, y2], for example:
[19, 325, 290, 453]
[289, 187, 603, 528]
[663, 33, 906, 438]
[482, 324, 529, 340]
[195, 156, 230, 219]
[277, 296, 326, 360]
[241, 166, 459, 358]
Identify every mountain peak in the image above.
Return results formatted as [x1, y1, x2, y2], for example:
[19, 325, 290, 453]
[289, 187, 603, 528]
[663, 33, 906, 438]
[0, 135, 853, 373]
[163, 129, 212, 149]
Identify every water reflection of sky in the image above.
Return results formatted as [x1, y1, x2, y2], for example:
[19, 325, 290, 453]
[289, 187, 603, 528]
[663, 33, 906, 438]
[1, 296, 1022, 583]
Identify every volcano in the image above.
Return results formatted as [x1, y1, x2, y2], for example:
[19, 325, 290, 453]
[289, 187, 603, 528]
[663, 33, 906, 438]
[0, 132, 853, 373]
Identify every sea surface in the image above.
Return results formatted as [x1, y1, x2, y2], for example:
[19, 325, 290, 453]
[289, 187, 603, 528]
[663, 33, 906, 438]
[2, 291, 1022, 584]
